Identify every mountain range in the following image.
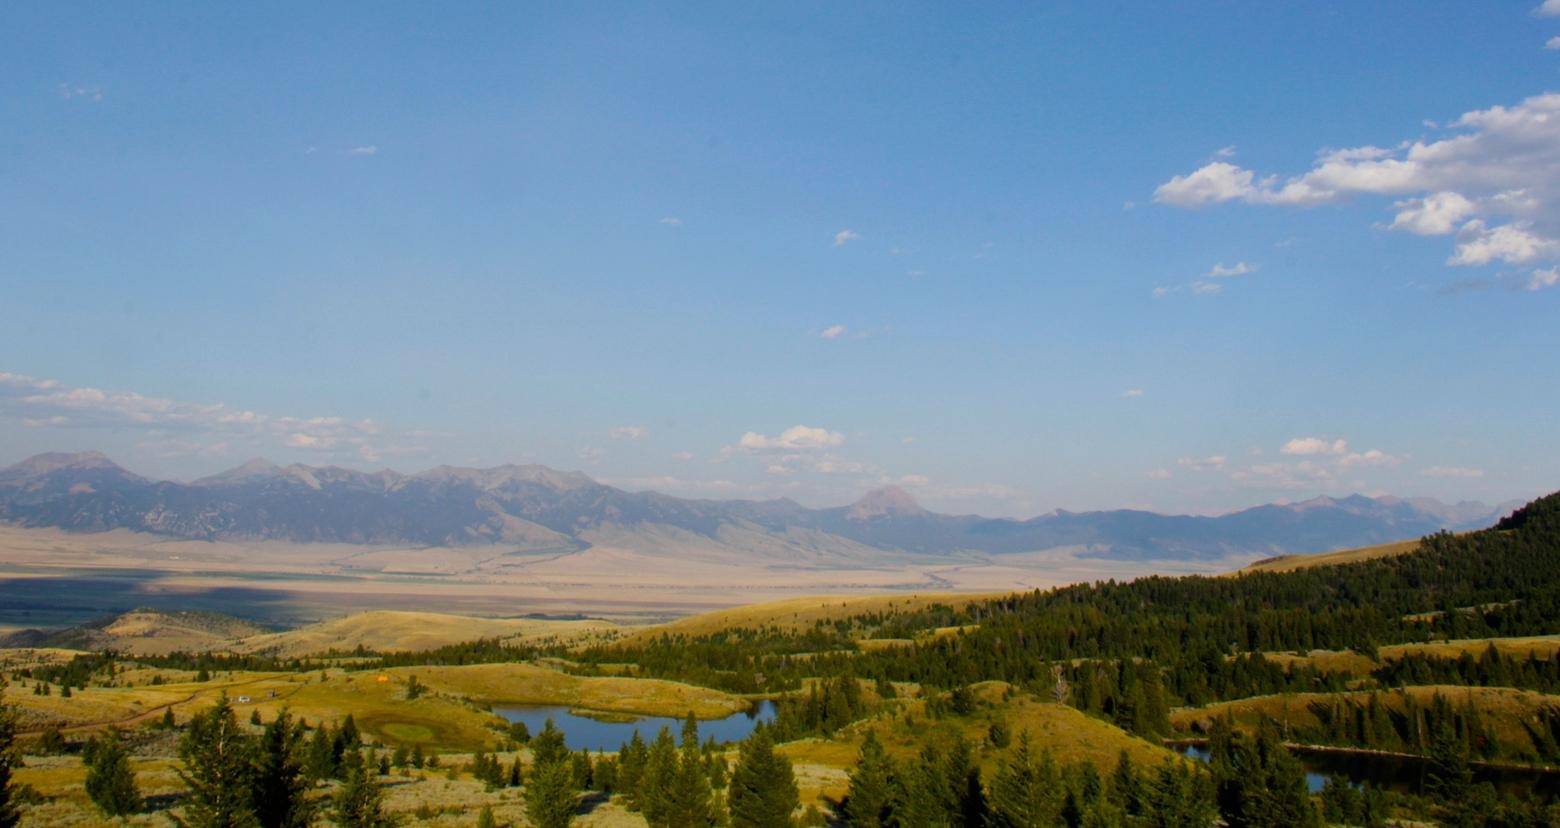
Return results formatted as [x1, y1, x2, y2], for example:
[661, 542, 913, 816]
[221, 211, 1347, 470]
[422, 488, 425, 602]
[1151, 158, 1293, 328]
[0, 451, 1522, 561]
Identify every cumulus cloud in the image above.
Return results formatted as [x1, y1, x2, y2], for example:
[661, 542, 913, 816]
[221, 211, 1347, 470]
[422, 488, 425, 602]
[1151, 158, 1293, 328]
[1122, 388, 1145, 398]
[833, 229, 861, 247]
[1281, 437, 1349, 456]
[1177, 455, 1228, 472]
[1548, 36, 1560, 49]
[1207, 261, 1258, 278]
[1156, 93, 1560, 281]
[658, 216, 682, 226]
[0, 370, 425, 462]
[609, 425, 647, 440]
[349, 145, 378, 155]
[819, 324, 848, 340]
[1422, 465, 1485, 478]
[728, 425, 846, 453]
[1529, 267, 1559, 290]
[1540, 0, 1560, 17]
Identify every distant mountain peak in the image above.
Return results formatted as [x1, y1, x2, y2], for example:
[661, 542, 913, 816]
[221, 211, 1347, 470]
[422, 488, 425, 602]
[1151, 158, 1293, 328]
[848, 486, 927, 520]
[194, 458, 282, 485]
[0, 450, 134, 481]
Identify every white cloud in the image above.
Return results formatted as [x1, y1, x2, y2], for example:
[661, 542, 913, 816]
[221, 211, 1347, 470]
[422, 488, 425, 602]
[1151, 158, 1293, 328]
[58, 83, 103, 102]
[833, 229, 861, 247]
[1389, 191, 1478, 235]
[1528, 267, 1559, 290]
[1338, 448, 1398, 468]
[1207, 261, 1257, 278]
[1539, 0, 1560, 17]
[1547, 36, 1560, 49]
[1448, 220, 1559, 266]
[1177, 455, 1227, 472]
[1281, 437, 1349, 456]
[1422, 465, 1485, 478]
[819, 324, 848, 340]
[1215, 145, 1237, 159]
[1190, 281, 1223, 295]
[609, 426, 647, 440]
[349, 145, 378, 156]
[729, 425, 846, 453]
[1157, 93, 1560, 282]
[0, 370, 426, 462]
[1122, 388, 1145, 398]
[658, 216, 682, 226]
[1146, 468, 1172, 479]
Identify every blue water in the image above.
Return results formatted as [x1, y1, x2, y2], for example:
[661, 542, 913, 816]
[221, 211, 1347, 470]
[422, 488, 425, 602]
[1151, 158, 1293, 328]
[493, 701, 778, 753]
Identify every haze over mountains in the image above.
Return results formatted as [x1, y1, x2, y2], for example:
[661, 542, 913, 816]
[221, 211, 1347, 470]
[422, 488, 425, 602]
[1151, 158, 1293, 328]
[0, 451, 1520, 562]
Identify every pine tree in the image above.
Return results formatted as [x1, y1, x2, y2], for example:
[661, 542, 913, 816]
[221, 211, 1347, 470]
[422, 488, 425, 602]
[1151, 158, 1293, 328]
[85, 729, 140, 817]
[640, 727, 679, 827]
[174, 693, 259, 828]
[989, 733, 1062, 828]
[531, 719, 570, 767]
[727, 726, 799, 828]
[253, 709, 312, 828]
[0, 696, 19, 828]
[475, 804, 496, 828]
[162, 707, 177, 730]
[525, 750, 577, 828]
[331, 749, 396, 827]
[842, 732, 895, 827]
[619, 732, 648, 810]
[668, 724, 715, 828]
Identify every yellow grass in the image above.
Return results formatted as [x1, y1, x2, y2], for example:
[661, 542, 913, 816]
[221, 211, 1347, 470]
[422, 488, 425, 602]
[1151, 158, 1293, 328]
[1237, 539, 1420, 574]
[1171, 684, 1560, 757]
[237, 610, 622, 657]
[628, 592, 1005, 642]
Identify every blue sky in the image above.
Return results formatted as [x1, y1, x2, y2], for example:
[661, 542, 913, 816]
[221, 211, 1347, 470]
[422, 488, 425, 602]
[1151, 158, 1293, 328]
[3, 2, 1558, 516]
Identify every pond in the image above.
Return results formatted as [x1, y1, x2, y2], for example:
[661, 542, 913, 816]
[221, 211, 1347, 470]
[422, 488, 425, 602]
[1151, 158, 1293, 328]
[494, 701, 778, 753]
[1174, 743, 1560, 799]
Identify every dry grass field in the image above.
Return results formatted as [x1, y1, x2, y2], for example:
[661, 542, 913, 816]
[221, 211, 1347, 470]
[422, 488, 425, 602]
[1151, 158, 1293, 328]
[1237, 539, 1421, 574]
[237, 610, 623, 657]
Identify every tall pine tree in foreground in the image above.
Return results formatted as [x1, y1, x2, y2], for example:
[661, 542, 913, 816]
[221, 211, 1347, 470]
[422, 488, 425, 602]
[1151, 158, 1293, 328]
[174, 693, 258, 828]
[85, 728, 140, 817]
[727, 724, 799, 828]
[841, 732, 895, 827]
[253, 709, 313, 828]
[988, 732, 1062, 828]
[332, 749, 396, 827]
[525, 719, 577, 828]
[668, 716, 716, 827]
[0, 696, 20, 828]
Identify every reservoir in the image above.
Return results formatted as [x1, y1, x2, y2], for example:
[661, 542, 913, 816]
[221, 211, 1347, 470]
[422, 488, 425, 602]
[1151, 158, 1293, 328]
[494, 700, 778, 752]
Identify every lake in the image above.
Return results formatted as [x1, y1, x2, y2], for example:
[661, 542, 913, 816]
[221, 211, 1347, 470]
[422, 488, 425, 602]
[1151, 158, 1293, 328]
[493, 701, 778, 753]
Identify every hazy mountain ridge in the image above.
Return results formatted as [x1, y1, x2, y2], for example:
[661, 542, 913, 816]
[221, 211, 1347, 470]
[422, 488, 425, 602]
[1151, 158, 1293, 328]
[0, 451, 1521, 561]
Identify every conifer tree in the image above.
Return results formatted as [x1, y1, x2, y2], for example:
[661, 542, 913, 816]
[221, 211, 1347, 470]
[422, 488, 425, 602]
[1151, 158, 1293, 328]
[668, 722, 715, 827]
[174, 693, 259, 828]
[842, 732, 895, 827]
[84, 729, 140, 818]
[619, 732, 648, 810]
[525, 746, 576, 828]
[331, 749, 396, 827]
[989, 732, 1062, 828]
[727, 726, 798, 828]
[253, 709, 312, 828]
[475, 804, 495, 828]
[639, 727, 679, 827]
[0, 696, 19, 828]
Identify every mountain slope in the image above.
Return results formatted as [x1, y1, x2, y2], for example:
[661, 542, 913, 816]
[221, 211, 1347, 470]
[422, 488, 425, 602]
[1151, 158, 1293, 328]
[0, 451, 1520, 562]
